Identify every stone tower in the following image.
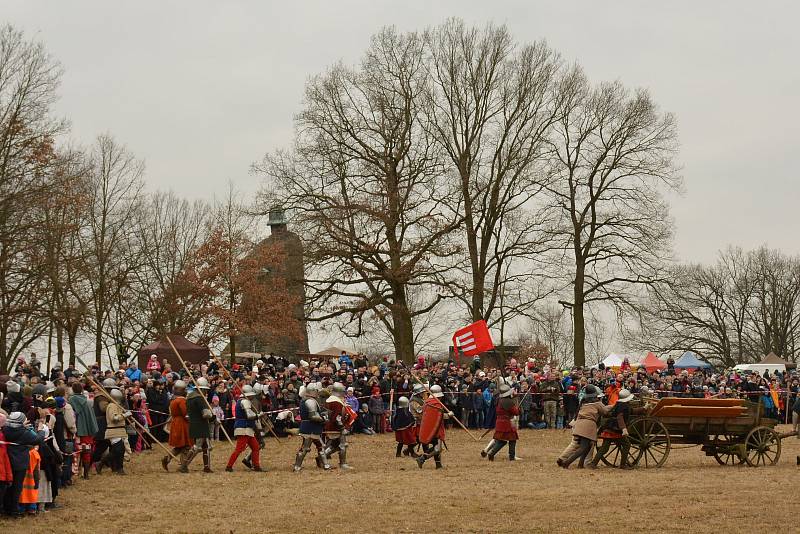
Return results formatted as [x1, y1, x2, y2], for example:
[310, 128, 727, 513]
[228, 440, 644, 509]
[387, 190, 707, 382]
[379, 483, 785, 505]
[229, 208, 309, 358]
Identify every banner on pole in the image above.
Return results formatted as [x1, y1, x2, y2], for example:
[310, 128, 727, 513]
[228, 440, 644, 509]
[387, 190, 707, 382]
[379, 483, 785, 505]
[452, 320, 494, 360]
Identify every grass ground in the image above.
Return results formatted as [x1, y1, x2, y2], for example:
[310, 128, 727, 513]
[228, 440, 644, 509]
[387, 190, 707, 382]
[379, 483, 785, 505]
[3, 425, 798, 534]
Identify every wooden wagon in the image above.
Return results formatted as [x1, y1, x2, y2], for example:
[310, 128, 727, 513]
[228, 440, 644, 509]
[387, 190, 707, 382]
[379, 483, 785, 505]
[598, 397, 790, 468]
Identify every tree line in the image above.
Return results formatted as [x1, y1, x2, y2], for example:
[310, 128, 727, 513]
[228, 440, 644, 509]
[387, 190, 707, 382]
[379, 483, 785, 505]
[258, 19, 681, 365]
[0, 25, 300, 372]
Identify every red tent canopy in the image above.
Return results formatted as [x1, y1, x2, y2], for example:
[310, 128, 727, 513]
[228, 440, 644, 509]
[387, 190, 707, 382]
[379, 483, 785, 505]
[640, 352, 667, 372]
[137, 334, 210, 372]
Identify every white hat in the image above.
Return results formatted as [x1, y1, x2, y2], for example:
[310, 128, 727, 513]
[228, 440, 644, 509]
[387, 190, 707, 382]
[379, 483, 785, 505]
[617, 389, 634, 403]
[299, 360, 309, 368]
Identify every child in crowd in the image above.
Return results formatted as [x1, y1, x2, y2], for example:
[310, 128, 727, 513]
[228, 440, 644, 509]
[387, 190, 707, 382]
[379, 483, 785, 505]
[211, 396, 225, 440]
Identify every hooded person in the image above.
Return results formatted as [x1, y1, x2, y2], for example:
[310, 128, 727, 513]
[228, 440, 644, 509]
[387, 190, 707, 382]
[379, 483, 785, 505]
[587, 388, 636, 469]
[392, 396, 417, 458]
[183, 377, 215, 473]
[557, 385, 612, 469]
[293, 382, 330, 472]
[162, 380, 192, 471]
[484, 383, 522, 462]
[323, 382, 356, 470]
[68, 382, 98, 479]
[226, 385, 263, 472]
[146, 354, 161, 372]
[415, 384, 452, 470]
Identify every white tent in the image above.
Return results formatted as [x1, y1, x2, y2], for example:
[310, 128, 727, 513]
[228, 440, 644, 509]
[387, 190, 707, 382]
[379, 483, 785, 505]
[594, 354, 639, 369]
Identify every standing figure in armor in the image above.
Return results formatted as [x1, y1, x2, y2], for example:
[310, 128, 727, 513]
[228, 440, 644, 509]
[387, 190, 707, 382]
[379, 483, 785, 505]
[91, 378, 118, 472]
[323, 382, 355, 470]
[242, 383, 267, 470]
[293, 383, 330, 472]
[105, 388, 131, 475]
[392, 396, 417, 457]
[416, 385, 451, 470]
[484, 383, 521, 461]
[409, 383, 426, 456]
[162, 380, 192, 471]
[226, 385, 263, 472]
[184, 378, 214, 473]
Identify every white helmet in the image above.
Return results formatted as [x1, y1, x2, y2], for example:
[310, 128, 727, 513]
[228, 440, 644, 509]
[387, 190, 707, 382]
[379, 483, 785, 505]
[173, 380, 187, 391]
[429, 384, 444, 398]
[499, 383, 513, 398]
[304, 383, 320, 398]
[412, 383, 425, 395]
[110, 388, 124, 401]
[253, 382, 263, 394]
[397, 396, 409, 408]
[242, 385, 257, 397]
[196, 377, 211, 390]
[331, 382, 346, 397]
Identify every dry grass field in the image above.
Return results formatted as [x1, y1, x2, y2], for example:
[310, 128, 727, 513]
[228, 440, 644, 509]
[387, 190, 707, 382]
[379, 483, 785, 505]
[4, 426, 799, 534]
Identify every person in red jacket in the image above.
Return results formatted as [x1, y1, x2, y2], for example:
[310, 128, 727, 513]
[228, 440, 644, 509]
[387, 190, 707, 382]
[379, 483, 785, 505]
[485, 383, 521, 461]
[415, 385, 450, 469]
[0, 412, 13, 509]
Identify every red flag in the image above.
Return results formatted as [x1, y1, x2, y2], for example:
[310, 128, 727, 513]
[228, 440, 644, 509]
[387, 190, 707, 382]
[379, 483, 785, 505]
[452, 320, 494, 360]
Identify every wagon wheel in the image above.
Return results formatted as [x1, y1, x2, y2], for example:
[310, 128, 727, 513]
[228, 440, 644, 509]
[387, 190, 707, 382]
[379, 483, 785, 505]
[628, 417, 670, 468]
[744, 426, 781, 467]
[712, 434, 745, 466]
[599, 439, 623, 467]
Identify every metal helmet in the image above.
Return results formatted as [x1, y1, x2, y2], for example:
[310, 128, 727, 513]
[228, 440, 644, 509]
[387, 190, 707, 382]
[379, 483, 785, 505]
[412, 383, 424, 395]
[102, 378, 118, 390]
[110, 388, 124, 401]
[6, 411, 27, 428]
[429, 384, 444, 398]
[331, 382, 346, 397]
[196, 377, 211, 390]
[304, 383, 320, 398]
[617, 389, 634, 403]
[583, 384, 602, 401]
[499, 383, 513, 398]
[173, 380, 187, 391]
[242, 385, 257, 397]
[397, 396, 410, 408]
[253, 382, 263, 394]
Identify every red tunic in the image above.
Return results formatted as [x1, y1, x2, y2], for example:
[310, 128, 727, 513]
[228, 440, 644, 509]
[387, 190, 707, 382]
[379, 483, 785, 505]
[420, 397, 446, 443]
[168, 397, 192, 448]
[324, 398, 345, 433]
[493, 398, 520, 441]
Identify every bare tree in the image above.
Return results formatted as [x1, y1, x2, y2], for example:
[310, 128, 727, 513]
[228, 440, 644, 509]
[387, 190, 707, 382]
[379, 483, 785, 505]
[258, 28, 462, 363]
[0, 25, 67, 371]
[424, 20, 561, 327]
[81, 134, 144, 365]
[545, 70, 680, 367]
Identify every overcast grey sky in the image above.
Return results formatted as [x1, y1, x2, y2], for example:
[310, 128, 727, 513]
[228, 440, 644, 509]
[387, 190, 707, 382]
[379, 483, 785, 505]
[6, 1, 800, 264]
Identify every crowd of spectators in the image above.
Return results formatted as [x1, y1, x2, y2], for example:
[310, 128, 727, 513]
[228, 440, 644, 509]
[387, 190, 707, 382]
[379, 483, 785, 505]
[1, 350, 797, 518]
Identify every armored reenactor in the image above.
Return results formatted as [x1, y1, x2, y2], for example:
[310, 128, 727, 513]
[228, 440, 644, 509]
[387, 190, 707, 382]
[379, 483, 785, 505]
[409, 383, 426, 454]
[293, 383, 330, 472]
[184, 377, 214, 473]
[91, 378, 118, 471]
[162, 380, 192, 471]
[323, 382, 355, 470]
[242, 382, 268, 470]
[416, 385, 451, 469]
[587, 388, 635, 469]
[105, 388, 131, 475]
[225, 385, 263, 472]
[392, 396, 417, 457]
[484, 383, 521, 461]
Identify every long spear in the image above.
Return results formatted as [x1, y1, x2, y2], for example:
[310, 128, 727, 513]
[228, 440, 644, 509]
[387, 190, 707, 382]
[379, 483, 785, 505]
[85, 375, 178, 461]
[166, 336, 234, 446]
[399, 362, 480, 442]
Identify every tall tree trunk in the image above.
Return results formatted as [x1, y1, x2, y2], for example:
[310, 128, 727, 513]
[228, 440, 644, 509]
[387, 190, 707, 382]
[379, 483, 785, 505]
[56, 321, 64, 363]
[68, 329, 78, 369]
[573, 264, 586, 368]
[390, 286, 415, 364]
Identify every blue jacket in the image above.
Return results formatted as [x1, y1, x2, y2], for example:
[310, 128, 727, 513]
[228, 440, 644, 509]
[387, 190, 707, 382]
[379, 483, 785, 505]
[126, 367, 143, 382]
[338, 354, 353, 368]
[3, 425, 45, 471]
